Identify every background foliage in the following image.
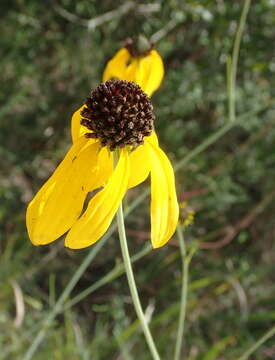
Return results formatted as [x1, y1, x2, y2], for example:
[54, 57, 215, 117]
[0, 0, 275, 359]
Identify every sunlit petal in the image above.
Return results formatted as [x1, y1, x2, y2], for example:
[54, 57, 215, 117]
[148, 131, 159, 146]
[142, 50, 164, 97]
[147, 141, 179, 248]
[103, 48, 131, 82]
[71, 106, 87, 143]
[128, 132, 158, 188]
[124, 53, 164, 97]
[65, 149, 130, 249]
[125, 59, 139, 82]
[26, 137, 111, 245]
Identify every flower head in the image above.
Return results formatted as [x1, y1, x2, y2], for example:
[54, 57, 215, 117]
[103, 37, 164, 97]
[81, 80, 154, 150]
[26, 80, 179, 249]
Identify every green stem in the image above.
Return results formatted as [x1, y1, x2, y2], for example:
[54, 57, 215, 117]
[228, 0, 251, 122]
[174, 227, 197, 360]
[174, 226, 187, 360]
[65, 243, 152, 310]
[237, 324, 275, 360]
[116, 202, 161, 360]
[175, 104, 267, 172]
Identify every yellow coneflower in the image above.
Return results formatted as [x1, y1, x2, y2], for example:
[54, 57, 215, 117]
[26, 80, 179, 249]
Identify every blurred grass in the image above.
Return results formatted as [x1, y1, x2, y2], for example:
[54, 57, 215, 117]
[1, 0, 275, 359]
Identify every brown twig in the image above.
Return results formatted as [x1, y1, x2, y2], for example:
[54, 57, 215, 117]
[200, 189, 275, 249]
[54, 2, 160, 30]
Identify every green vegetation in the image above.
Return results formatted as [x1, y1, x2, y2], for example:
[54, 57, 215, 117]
[1, 0, 274, 359]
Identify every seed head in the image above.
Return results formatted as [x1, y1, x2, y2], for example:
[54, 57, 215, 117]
[81, 80, 155, 151]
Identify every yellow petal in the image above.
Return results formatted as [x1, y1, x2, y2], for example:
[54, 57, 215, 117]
[96, 147, 113, 187]
[125, 59, 139, 82]
[71, 106, 87, 143]
[128, 132, 158, 188]
[124, 53, 164, 97]
[26, 137, 112, 245]
[148, 131, 159, 146]
[65, 149, 130, 249]
[102, 48, 164, 97]
[103, 48, 131, 82]
[141, 50, 164, 97]
[147, 141, 179, 248]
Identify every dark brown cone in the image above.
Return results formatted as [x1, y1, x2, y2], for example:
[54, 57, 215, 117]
[81, 79, 155, 151]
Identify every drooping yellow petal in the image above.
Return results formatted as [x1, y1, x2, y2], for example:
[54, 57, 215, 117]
[128, 132, 158, 188]
[103, 48, 131, 82]
[128, 144, 149, 189]
[65, 149, 130, 249]
[71, 106, 87, 143]
[96, 147, 113, 187]
[26, 137, 112, 245]
[146, 140, 179, 248]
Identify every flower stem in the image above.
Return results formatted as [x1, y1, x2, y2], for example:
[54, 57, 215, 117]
[228, 0, 251, 123]
[237, 324, 275, 360]
[174, 226, 187, 360]
[116, 202, 161, 360]
[174, 226, 197, 360]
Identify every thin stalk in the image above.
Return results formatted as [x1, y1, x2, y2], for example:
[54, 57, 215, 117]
[175, 104, 266, 172]
[175, 120, 235, 171]
[227, 54, 233, 120]
[228, 0, 252, 122]
[174, 227, 196, 360]
[174, 226, 187, 360]
[237, 324, 275, 360]
[65, 243, 151, 310]
[116, 202, 160, 360]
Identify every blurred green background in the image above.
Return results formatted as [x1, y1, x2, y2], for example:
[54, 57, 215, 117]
[1, 0, 275, 359]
